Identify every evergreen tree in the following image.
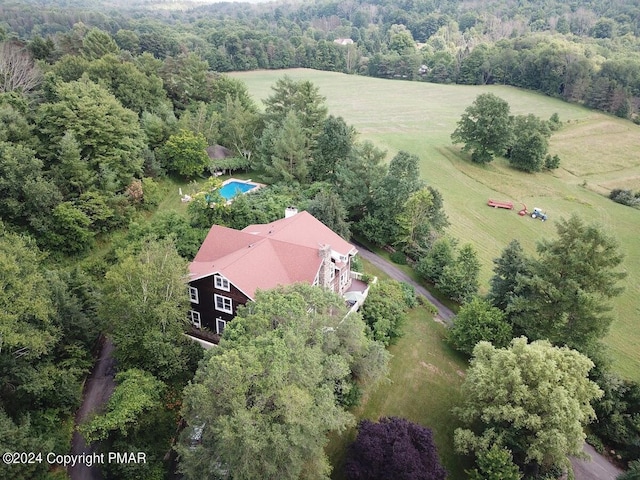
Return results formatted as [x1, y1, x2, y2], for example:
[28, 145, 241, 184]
[488, 240, 532, 312]
[307, 190, 351, 239]
[261, 111, 311, 183]
[437, 244, 480, 303]
[263, 75, 328, 143]
[311, 115, 355, 181]
[335, 140, 387, 221]
[509, 215, 626, 350]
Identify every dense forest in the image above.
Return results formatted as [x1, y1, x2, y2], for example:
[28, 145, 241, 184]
[3, 0, 640, 118]
[1, 0, 640, 479]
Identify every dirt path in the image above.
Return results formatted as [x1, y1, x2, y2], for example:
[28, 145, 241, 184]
[572, 444, 623, 480]
[354, 241, 455, 324]
[69, 336, 116, 480]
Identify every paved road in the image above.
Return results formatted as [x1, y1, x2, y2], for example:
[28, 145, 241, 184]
[571, 444, 623, 480]
[356, 243, 624, 480]
[69, 337, 116, 480]
[353, 241, 455, 324]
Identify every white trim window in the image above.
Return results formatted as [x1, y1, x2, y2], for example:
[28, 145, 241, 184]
[189, 310, 201, 328]
[188, 286, 199, 304]
[214, 274, 230, 291]
[216, 318, 227, 335]
[214, 294, 233, 314]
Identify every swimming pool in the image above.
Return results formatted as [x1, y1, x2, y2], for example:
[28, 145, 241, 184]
[219, 180, 258, 200]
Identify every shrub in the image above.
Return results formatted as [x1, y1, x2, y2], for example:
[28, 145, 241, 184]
[390, 250, 407, 264]
[609, 189, 640, 207]
[361, 279, 408, 345]
[544, 154, 561, 170]
[448, 297, 512, 355]
[351, 255, 363, 272]
[399, 282, 417, 307]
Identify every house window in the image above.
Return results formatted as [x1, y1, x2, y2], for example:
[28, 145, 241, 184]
[188, 286, 199, 304]
[189, 310, 201, 329]
[214, 275, 230, 291]
[214, 294, 233, 314]
[216, 318, 227, 335]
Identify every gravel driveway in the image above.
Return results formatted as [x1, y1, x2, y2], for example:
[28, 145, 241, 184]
[69, 336, 116, 480]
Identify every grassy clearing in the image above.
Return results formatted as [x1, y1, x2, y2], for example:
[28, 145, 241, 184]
[326, 259, 470, 480]
[232, 69, 640, 381]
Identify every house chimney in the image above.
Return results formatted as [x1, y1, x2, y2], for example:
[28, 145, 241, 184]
[318, 244, 333, 290]
[285, 206, 298, 218]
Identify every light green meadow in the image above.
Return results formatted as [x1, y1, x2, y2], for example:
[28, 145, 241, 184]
[231, 68, 640, 381]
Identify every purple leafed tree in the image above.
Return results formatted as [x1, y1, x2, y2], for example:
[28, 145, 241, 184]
[344, 417, 447, 480]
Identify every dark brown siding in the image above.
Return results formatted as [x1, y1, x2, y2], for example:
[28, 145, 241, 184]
[188, 275, 250, 332]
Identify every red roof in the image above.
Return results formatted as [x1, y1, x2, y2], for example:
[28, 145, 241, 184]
[242, 211, 356, 257]
[189, 212, 356, 299]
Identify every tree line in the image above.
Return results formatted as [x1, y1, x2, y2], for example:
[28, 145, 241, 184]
[3, 0, 640, 120]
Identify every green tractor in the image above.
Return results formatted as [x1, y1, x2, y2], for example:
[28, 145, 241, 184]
[531, 207, 547, 221]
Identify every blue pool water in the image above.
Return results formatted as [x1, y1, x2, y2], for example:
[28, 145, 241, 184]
[219, 181, 256, 200]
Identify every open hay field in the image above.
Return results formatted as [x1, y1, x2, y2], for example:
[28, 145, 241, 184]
[231, 69, 640, 381]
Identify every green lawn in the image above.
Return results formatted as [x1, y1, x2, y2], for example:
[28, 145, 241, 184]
[232, 69, 640, 381]
[326, 259, 470, 480]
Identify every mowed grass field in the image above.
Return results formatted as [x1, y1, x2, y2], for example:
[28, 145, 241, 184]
[324, 260, 470, 480]
[231, 69, 640, 381]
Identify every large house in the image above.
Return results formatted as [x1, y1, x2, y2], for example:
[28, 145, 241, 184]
[187, 208, 358, 336]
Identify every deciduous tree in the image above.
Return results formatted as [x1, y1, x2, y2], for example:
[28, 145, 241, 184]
[396, 187, 448, 258]
[0, 41, 41, 94]
[448, 298, 512, 355]
[218, 94, 261, 161]
[466, 444, 522, 480]
[451, 93, 513, 164]
[437, 243, 480, 303]
[161, 129, 210, 178]
[507, 114, 552, 173]
[0, 142, 62, 233]
[37, 78, 146, 192]
[361, 279, 409, 345]
[0, 228, 57, 359]
[101, 238, 198, 383]
[79, 369, 164, 443]
[345, 417, 446, 480]
[311, 115, 355, 181]
[454, 337, 603, 474]
[178, 284, 388, 480]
